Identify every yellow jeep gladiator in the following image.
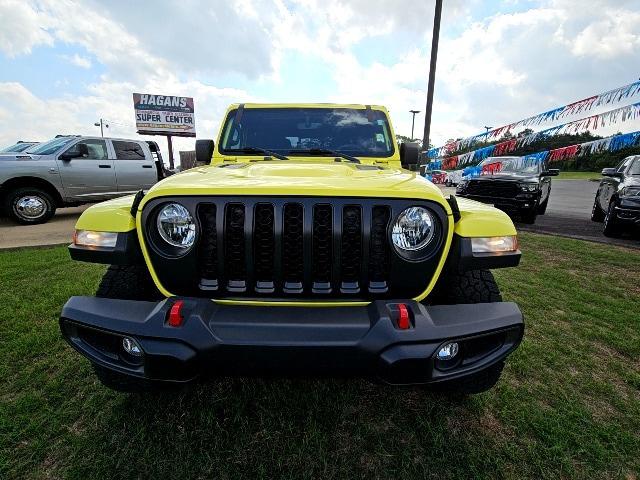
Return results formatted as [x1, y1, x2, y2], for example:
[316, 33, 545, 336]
[60, 103, 523, 394]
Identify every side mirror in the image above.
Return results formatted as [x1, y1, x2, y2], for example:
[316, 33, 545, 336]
[59, 143, 88, 161]
[195, 139, 215, 164]
[400, 142, 419, 169]
[541, 169, 559, 176]
[601, 168, 618, 177]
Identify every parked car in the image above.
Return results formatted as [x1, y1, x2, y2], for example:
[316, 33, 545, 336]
[60, 102, 524, 395]
[591, 155, 640, 237]
[429, 169, 447, 184]
[445, 169, 463, 187]
[0, 136, 168, 224]
[0, 141, 39, 153]
[456, 156, 559, 224]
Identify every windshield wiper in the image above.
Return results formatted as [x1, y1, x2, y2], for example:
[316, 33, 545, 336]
[226, 146, 289, 160]
[289, 148, 360, 164]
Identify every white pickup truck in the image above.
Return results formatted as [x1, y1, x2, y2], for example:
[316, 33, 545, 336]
[0, 136, 170, 224]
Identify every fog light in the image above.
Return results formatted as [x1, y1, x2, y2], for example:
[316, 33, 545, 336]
[122, 337, 143, 356]
[436, 342, 459, 361]
[73, 230, 118, 248]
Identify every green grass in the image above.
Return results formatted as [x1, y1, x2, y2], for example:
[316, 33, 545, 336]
[1, 234, 639, 479]
[557, 171, 602, 181]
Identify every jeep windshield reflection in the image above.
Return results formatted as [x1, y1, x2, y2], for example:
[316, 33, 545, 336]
[219, 107, 395, 158]
[479, 156, 541, 175]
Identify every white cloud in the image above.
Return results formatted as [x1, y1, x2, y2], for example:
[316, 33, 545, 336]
[61, 53, 92, 69]
[0, 0, 54, 57]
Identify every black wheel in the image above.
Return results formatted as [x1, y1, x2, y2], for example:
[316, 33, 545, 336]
[428, 268, 502, 306]
[520, 207, 537, 224]
[4, 187, 56, 224]
[537, 196, 549, 215]
[603, 200, 622, 237]
[591, 195, 605, 222]
[96, 265, 164, 301]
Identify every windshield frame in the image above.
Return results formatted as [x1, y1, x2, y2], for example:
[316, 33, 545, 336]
[218, 107, 396, 159]
[25, 137, 76, 155]
[479, 156, 542, 175]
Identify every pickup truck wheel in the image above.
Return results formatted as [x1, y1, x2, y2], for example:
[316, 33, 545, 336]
[591, 196, 605, 222]
[426, 269, 504, 394]
[96, 265, 164, 301]
[537, 196, 549, 215]
[5, 187, 56, 225]
[603, 200, 622, 238]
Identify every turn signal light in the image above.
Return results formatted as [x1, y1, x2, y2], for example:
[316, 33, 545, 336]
[167, 300, 185, 327]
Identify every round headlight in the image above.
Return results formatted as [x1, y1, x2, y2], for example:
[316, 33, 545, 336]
[392, 206, 435, 251]
[156, 203, 196, 249]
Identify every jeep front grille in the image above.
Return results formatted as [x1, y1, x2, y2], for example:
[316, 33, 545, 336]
[142, 197, 448, 301]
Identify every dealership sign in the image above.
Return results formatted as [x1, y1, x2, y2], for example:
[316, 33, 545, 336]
[133, 93, 196, 137]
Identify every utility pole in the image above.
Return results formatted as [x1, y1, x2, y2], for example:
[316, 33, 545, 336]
[422, 0, 443, 157]
[94, 119, 109, 138]
[409, 110, 421, 140]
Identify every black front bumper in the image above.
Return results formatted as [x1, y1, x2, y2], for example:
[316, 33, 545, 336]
[615, 197, 640, 223]
[457, 193, 538, 211]
[60, 297, 524, 385]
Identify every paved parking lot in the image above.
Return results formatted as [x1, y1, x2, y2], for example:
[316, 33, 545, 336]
[1, 180, 638, 249]
[0, 206, 88, 249]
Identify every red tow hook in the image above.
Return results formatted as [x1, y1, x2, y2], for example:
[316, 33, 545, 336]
[167, 300, 185, 327]
[397, 304, 411, 330]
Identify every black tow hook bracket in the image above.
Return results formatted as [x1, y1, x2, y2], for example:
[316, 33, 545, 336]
[130, 190, 145, 218]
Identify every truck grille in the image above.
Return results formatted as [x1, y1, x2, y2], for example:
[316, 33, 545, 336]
[465, 180, 519, 198]
[142, 197, 448, 301]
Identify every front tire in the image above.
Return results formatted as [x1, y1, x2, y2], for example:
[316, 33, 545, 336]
[591, 196, 605, 222]
[96, 265, 163, 301]
[5, 187, 56, 225]
[520, 206, 538, 224]
[603, 200, 622, 237]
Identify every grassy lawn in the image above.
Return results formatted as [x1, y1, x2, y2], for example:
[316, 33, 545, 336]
[1, 233, 639, 479]
[557, 171, 602, 181]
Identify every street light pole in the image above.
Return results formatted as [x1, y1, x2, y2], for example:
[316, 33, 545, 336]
[94, 119, 109, 138]
[484, 126, 492, 142]
[422, 0, 443, 155]
[409, 110, 420, 140]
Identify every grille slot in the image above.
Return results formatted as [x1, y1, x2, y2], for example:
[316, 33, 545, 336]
[197, 203, 218, 291]
[282, 203, 304, 293]
[254, 203, 275, 293]
[224, 203, 246, 292]
[466, 180, 519, 198]
[312, 204, 333, 293]
[340, 205, 362, 293]
[368, 206, 390, 293]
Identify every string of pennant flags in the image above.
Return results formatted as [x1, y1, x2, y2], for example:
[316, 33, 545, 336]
[440, 130, 640, 174]
[426, 80, 640, 158]
[430, 101, 640, 168]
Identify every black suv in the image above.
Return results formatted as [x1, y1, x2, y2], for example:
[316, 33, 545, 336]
[591, 155, 640, 237]
[456, 156, 559, 224]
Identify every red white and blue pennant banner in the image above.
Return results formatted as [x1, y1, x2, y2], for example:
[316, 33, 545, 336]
[427, 81, 640, 158]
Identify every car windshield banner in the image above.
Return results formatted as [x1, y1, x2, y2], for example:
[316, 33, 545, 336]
[133, 93, 196, 137]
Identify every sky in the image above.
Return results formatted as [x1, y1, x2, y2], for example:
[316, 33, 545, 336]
[1, 0, 640, 164]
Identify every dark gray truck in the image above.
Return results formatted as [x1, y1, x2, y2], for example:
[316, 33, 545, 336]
[0, 136, 169, 224]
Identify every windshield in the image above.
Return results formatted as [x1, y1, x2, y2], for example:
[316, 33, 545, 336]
[479, 156, 541, 175]
[630, 158, 640, 175]
[26, 137, 75, 155]
[0, 142, 34, 153]
[219, 107, 394, 158]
